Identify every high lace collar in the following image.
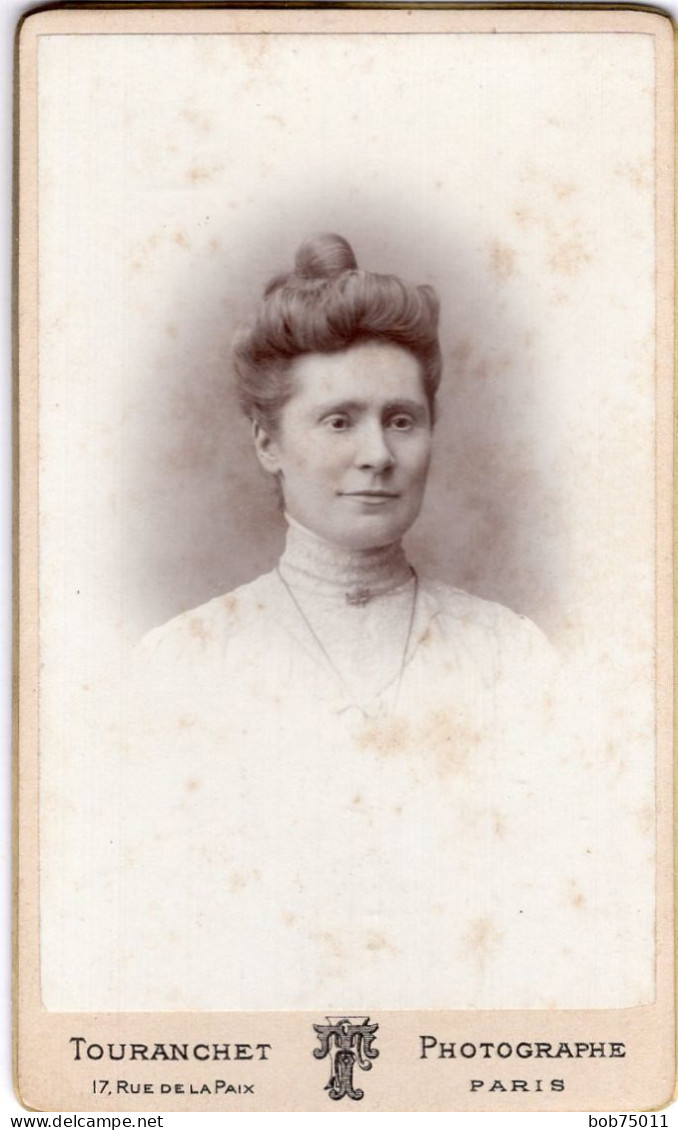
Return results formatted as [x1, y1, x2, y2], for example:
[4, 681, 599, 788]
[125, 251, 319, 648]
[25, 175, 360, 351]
[278, 515, 413, 603]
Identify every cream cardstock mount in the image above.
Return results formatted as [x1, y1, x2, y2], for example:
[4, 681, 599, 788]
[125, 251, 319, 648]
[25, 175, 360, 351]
[15, 5, 675, 1112]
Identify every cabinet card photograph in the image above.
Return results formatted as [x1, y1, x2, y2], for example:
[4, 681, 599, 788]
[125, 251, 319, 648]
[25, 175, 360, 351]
[15, 4, 675, 1113]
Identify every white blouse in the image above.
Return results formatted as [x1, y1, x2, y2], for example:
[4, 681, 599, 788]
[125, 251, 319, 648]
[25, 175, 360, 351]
[106, 523, 626, 1012]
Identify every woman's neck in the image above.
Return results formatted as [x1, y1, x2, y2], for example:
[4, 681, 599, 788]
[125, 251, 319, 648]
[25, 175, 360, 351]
[279, 514, 412, 603]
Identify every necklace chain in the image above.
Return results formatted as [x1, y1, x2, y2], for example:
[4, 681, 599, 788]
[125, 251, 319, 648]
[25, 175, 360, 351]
[275, 566, 419, 719]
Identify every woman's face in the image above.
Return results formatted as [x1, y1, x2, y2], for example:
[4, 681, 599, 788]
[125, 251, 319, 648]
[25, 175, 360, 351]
[254, 340, 433, 550]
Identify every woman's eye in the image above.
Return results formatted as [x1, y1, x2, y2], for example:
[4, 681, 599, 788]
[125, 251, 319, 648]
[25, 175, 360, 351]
[324, 415, 351, 431]
[389, 415, 414, 431]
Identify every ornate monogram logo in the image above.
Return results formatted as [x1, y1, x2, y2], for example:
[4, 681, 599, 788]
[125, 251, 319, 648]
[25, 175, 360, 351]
[313, 1015, 379, 1101]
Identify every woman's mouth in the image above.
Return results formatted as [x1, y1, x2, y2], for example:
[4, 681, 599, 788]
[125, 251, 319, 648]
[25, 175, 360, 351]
[340, 490, 400, 505]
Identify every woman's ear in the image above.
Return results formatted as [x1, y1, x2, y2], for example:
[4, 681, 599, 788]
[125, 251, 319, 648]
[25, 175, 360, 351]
[252, 421, 282, 476]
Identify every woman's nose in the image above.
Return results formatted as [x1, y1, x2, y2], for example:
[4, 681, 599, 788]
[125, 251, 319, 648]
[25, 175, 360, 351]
[355, 422, 395, 471]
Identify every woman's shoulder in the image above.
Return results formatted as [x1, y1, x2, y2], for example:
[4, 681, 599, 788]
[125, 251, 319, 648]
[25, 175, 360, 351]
[137, 571, 276, 664]
[419, 577, 554, 658]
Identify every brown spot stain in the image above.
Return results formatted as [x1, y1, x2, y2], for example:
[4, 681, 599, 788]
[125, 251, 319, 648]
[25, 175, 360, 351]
[185, 778, 200, 792]
[208, 237, 221, 253]
[222, 593, 241, 623]
[567, 878, 586, 910]
[357, 717, 412, 758]
[180, 108, 212, 133]
[418, 710, 480, 777]
[636, 804, 654, 836]
[492, 809, 506, 838]
[540, 690, 556, 726]
[547, 237, 591, 278]
[351, 793, 362, 806]
[357, 710, 477, 776]
[553, 181, 576, 200]
[166, 324, 178, 339]
[130, 233, 161, 272]
[616, 160, 653, 193]
[188, 616, 212, 643]
[489, 240, 517, 282]
[512, 197, 592, 281]
[186, 165, 221, 184]
[365, 932, 398, 955]
[173, 230, 190, 249]
[461, 918, 503, 968]
[282, 910, 297, 927]
[178, 714, 196, 729]
[312, 930, 345, 961]
[238, 35, 271, 71]
[513, 205, 535, 228]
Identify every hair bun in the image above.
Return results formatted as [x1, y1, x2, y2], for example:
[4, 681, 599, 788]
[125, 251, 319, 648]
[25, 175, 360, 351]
[294, 232, 358, 279]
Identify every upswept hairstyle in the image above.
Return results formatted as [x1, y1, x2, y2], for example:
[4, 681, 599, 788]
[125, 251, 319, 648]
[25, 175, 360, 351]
[233, 233, 442, 432]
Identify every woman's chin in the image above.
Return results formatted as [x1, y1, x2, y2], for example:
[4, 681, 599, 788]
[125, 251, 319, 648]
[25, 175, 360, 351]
[285, 498, 421, 550]
[320, 516, 415, 551]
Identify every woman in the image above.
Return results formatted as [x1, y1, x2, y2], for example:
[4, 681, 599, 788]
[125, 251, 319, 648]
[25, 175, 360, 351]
[125, 235, 592, 1012]
[143, 233, 551, 728]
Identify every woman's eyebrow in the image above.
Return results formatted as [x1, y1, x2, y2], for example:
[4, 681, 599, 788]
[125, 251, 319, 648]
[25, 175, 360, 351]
[382, 398, 428, 417]
[314, 398, 427, 416]
[315, 399, 365, 415]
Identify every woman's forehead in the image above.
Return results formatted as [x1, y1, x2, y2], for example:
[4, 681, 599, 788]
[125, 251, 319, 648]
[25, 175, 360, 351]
[288, 341, 426, 406]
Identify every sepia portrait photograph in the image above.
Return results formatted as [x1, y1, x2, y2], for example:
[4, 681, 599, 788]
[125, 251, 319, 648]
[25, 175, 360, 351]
[15, 5, 674, 1112]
